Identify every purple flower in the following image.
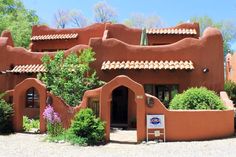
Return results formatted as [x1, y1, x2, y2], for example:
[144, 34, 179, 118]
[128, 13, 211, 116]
[43, 105, 54, 122]
[53, 112, 61, 123]
[43, 105, 61, 124]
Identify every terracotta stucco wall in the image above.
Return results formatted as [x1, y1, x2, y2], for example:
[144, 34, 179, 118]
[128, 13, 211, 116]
[105, 23, 199, 45]
[128, 90, 136, 127]
[90, 27, 224, 93]
[23, 108, 40, 119]
[8, 76, 234, 143]
[46, 92, 76, 129]
[105, 24, 142, 45]
[97, 76, 234, 142]
[8, 77, 101, 132]
[46, 87, 102, 129]
[99, 75, 146, 142]
[145, 94, 234, 141]
[0, 23, 223, 94]
[30, 23, 106, 51]
[12, 78, 47, 133]
[0, 22, 229, 142]
[0, 37, 89, 92]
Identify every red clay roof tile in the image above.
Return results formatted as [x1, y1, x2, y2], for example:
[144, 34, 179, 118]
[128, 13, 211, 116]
[31, 33, 78, 41]
[101, 60, 194, 70]
[6, 64, 46, 73]
[146, 28, 197, 35]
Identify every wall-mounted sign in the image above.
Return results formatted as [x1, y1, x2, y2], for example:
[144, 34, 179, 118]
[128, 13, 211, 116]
[146, 115, 165, 129]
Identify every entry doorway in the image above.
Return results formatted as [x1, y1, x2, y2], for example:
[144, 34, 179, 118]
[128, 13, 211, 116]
[111, 86, 128, 128]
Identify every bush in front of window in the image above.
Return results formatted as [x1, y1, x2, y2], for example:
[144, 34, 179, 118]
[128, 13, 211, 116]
[169, 87, 226, 110]
[0, 95, 14, 133]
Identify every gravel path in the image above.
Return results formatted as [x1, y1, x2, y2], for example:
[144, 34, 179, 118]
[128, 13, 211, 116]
[1, 133, 236, 157]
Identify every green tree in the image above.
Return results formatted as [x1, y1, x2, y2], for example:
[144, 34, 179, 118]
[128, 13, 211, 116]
[189, 16, 236, 56]
[0, 0, 39, 48]
[39, 49, 103, 107]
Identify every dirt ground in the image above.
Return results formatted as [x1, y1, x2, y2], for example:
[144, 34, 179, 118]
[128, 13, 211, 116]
[1, 133, 236, 157]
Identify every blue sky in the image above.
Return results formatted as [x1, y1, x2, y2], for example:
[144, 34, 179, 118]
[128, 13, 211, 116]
[22, 0, 236, 49]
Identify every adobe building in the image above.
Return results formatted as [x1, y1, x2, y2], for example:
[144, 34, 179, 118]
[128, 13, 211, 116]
[0, 22, 234, 142]
[226, 52, 236, 82]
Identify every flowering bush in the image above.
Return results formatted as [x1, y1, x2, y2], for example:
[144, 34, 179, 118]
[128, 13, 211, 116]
[43, 105, 63, 136]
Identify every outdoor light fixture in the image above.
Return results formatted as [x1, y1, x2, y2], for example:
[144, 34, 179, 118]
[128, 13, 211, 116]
[46, 96, 53, 105]
[203, 68, 209, 73]
[146, 97, 154, 107]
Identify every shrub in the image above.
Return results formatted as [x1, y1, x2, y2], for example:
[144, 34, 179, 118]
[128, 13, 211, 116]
[44, 108, 105, 146]
[43, 105, 63, 137]
[0, 97, 14, 133]
[224, 80, 236, 100]
[23, 116, 39, 133]
[70, 108, 105, 145]
[169, 87, 226, 110]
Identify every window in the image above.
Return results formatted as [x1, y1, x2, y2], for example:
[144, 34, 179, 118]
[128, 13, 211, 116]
[88, 98, 99, 118]
[144, 84, 179, 107]
[144, 84, 155, 95]
[8, 96, 13, 104]
[25, 87, 39, 108]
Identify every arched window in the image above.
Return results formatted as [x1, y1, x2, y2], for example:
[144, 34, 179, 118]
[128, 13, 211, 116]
[25, 87, 39, 108]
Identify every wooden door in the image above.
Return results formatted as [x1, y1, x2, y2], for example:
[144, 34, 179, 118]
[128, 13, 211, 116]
[111, 86, 128, 127]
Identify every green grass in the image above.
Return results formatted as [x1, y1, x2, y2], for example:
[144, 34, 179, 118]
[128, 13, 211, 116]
[45, 130, 88, 146]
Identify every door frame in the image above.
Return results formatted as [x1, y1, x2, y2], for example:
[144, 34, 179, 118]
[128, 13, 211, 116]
[100, 75, 146, 142]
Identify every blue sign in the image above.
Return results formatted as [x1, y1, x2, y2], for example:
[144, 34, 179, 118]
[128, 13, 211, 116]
[150, 117, 161, 125]
[147, 115, 165, 129]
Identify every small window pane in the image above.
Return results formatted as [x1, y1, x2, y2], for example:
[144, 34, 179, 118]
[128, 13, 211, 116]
[88, 98, 99, 117]
[144, 84, 154, 95]
[25, 87, 39, 108]
[155, 85, 179, 107]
